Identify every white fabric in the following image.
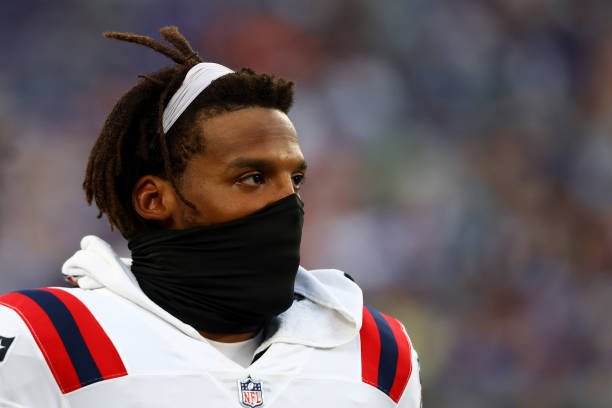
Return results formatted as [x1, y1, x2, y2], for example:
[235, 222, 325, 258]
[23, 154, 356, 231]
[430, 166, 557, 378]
[206, 330, 263, 368]
[62, 235, 205, 341]
[162, 62, 234, 133]
[0, 235, 421, 406]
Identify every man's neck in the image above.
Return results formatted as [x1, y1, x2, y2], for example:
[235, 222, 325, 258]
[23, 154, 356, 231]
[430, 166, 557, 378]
[198, 330, 258, 343]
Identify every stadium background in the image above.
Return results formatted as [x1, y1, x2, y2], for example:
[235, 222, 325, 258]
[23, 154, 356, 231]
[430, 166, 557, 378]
[1, 1, 611, 406]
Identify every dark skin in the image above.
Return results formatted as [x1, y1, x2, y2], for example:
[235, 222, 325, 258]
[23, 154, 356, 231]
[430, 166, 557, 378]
[132, 107, 307, 343]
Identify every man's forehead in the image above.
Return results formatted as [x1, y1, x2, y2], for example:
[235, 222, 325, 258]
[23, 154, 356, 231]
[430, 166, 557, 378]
[200, 108, 300, 157]
[201, 108, 297, 138]
[227, 156, 308, 170]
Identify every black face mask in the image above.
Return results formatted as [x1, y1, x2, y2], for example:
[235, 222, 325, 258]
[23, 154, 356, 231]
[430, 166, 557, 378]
[128, 194, 304, 334]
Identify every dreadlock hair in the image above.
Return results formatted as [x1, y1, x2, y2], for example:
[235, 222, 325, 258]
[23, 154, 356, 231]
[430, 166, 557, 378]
[83, 26, 295, 238]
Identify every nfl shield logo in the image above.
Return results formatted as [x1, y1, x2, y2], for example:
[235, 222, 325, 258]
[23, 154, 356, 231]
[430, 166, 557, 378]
[238, 376, 264, 408]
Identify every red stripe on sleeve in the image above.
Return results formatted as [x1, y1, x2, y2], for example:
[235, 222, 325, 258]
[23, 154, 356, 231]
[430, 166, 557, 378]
[42, 288, 127, 381]
[0, 292, 81, 393]
[381, 313, 413, 403]
[359, 306, 381, 388]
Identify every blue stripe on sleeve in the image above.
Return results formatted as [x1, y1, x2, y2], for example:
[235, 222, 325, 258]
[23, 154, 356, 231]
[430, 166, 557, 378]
[18, 289, 103, 387]
[365, 305, 399, 394]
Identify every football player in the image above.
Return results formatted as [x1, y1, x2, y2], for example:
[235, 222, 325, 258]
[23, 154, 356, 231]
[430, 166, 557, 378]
[0, 27, 421, 407]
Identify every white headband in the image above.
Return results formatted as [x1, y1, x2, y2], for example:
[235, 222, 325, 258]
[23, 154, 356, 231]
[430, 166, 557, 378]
[162, 62, 234, 133]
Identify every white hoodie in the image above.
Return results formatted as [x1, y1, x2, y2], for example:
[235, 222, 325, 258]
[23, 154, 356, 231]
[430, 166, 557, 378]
[0, 236, 421, 408]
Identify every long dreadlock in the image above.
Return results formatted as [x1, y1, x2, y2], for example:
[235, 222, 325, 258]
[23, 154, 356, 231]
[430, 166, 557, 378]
[83, 26, 294, 238]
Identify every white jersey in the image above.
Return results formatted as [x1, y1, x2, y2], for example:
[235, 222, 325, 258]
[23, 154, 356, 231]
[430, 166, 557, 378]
[0, 236, 421, 407]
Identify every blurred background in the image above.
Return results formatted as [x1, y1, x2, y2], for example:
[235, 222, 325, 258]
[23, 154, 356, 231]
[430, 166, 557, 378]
[1, 0, 612, 406]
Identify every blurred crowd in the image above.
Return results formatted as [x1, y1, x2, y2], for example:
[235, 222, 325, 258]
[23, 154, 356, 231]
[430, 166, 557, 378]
[1, 0, 612, 406]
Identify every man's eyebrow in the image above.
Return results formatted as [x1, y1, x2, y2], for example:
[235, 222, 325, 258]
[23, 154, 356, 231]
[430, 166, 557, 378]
[227, 157, 308, 170]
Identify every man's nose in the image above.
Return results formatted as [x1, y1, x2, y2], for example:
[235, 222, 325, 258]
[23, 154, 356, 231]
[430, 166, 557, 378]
[267, 175, 297, 205]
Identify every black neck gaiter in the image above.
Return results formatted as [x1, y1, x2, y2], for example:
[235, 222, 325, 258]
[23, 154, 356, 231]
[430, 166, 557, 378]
[128, 194, 304, 334]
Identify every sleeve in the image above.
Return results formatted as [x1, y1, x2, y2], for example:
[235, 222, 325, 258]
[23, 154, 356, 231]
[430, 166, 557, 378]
[0, 304, 65, 408]
[397, 326, 422, 408]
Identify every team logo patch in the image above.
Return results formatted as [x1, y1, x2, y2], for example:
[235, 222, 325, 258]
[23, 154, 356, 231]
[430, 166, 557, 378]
[238, 376, 264, 408]
[0, 336, 15, 362]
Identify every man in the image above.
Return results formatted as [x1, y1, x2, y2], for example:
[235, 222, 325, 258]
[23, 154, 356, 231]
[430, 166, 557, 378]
[0, 27, 421, 407]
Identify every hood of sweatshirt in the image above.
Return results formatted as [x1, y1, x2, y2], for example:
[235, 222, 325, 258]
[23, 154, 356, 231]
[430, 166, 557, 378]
[62, 235, 363, 352]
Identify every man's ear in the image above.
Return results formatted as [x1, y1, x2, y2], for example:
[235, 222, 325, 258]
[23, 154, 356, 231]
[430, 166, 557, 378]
[132, 175, 178, 223]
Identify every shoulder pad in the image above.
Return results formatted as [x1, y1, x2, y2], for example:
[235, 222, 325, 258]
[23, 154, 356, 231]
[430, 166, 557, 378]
[0, 288, 127, 393]
[359, 305, 412, 403]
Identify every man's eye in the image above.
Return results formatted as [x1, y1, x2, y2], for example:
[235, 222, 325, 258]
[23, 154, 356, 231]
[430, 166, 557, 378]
[240, 174, 265, 185]
[292, 174, 305, 187]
